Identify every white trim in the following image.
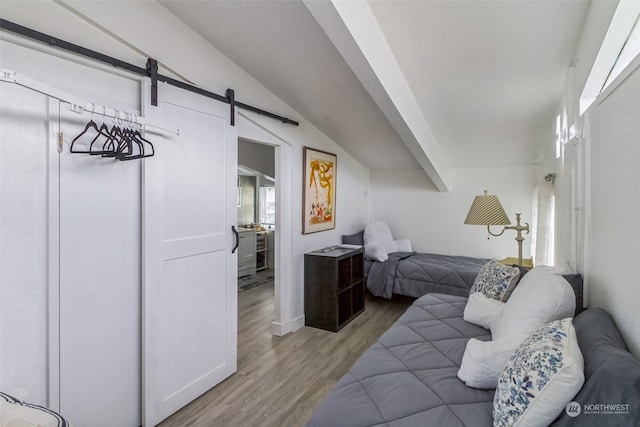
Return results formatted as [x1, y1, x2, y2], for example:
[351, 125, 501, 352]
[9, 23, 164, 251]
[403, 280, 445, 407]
[0, 67, 2, 393]
[580, 0, 640, 115]
[581, 117, 592, 308]
[270, 315, 305, 337]
[589, 51, 640, 113]
[291, 315, 305, 332]
[46, 98, 61, 411]
[236, 111, 297, 337]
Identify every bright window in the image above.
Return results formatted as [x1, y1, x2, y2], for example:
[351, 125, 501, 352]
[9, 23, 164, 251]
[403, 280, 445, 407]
[605, 14, 640, 88]
[259, 186, 276, 226]
[580, 0, 640, 115]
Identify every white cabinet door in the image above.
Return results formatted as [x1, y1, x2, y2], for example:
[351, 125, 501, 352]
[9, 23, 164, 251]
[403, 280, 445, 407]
[142, 81, 238, 426]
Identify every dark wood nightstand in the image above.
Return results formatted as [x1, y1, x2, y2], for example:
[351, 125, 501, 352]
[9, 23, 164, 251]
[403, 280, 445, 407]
[304, 246, 365, 332]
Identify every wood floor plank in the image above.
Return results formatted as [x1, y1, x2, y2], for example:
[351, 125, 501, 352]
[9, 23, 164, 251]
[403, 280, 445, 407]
[158, 280, 413, 427]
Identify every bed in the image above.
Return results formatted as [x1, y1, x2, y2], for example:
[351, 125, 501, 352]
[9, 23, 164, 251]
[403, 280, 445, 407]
[307, 272, 639, 427]
[306, 292, 497, 426]
[365, 251, 489, 299]
[342, 225, 489, 299]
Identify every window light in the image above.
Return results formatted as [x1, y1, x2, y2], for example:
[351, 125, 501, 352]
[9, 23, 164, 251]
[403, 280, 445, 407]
[555, 115, 562, 159]
[579, 0, 640, 115]
[604, 13, 640, 89]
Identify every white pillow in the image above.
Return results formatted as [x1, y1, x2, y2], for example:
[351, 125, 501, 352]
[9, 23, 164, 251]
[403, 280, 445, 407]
[491, 267, 575, 341]
[0, 392, 70, 427]
[526, 264, 565, 275]
[463, 292, 505, 329]
[364, 244, 388, 262]
[493, 318, 584, 427]
[458, 336, 521, 389]
[394, 238, 412, 252]
[363, 222, 396, 260]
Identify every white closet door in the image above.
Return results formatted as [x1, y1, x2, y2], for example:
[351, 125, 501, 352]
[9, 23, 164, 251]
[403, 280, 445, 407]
[58, 108, 142, 426]
[142, 81, 238, 426]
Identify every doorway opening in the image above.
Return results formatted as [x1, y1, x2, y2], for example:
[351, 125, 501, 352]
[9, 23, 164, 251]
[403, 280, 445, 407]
[236, 111, 297, 337]
[237, 139, 276, 297]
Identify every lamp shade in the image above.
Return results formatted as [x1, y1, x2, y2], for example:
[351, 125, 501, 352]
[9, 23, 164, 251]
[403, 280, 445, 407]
[464, 191, 511, 225]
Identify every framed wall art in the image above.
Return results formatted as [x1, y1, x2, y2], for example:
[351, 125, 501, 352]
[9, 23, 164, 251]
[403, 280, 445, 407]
[302, 147, 336, 234]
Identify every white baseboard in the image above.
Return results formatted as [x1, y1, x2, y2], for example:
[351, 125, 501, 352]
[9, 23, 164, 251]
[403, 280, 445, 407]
[291, 315, 305, 331]
[271, 315, 305, 336]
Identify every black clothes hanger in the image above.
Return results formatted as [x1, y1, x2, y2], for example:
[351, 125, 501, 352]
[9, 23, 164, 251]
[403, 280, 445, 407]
[100, 125, 127, 158]
[70, 120, 109, 154]
[118, 128, 154, 161]
[70, 112, 155, 160]
[87, 122, 113, 155]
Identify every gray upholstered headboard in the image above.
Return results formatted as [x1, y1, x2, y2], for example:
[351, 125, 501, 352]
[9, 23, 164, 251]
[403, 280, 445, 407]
[561, 273, 584, 314]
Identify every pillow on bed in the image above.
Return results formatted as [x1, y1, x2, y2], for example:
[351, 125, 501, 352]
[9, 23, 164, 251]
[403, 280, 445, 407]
[363, 222, 396, 261]
[470, 260, 521, 302]
[394, 238, 412, 252]
[491, 266, 575, 342]
[342, 231, 364, 246]
[0, 392, 70, 427]
[464, 260, 518, 328]
[458, 335, 521, 389]
[493, 318, 584, 427]
[463, 292, 505, 329]
[364, 244, 388, 262]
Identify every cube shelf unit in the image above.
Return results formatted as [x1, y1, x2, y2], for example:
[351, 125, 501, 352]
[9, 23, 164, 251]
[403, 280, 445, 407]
[304, 246, 365, 332]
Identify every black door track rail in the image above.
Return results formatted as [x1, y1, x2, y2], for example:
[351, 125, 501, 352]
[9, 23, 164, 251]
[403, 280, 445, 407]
[0, 18, 299, 127]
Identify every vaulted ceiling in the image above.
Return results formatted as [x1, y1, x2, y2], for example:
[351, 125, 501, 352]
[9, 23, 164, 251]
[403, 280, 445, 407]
[0, 0, 593, 189]
[151, 1, 592, 188]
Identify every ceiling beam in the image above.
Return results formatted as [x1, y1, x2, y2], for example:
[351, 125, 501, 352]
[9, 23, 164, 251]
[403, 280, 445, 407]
[304, 0, 451, 192]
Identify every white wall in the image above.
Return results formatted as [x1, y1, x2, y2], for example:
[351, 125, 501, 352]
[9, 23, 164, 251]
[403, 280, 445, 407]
[369, 166, 537, 259]
[586, 65, 640, 357]
[239, 139, 275, 178]
[546, 0, 640, 357]
[0, 82, 50, 405]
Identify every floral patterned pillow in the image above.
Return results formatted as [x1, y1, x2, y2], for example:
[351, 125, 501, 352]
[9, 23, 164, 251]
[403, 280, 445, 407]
[493, 318, 584, 427]
[470, 260, 520, 302]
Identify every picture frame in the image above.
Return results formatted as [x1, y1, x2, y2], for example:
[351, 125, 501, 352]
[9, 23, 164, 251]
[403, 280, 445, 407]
[302, 147, 337, 234]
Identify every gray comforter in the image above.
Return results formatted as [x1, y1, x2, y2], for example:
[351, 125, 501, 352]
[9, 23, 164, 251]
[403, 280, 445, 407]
[307, 292, 640, 427]
[306, 293, 495, 427]
[367, 252, 489, 298]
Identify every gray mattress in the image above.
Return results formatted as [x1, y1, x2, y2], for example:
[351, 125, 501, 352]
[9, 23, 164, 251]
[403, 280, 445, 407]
[307, 293, 640, 427]
[366, 252, 489, 299]
[306, 293, 495, 427]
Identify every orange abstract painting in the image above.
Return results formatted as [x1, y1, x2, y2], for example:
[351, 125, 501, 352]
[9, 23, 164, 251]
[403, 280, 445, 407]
[303, 147, 336, 234]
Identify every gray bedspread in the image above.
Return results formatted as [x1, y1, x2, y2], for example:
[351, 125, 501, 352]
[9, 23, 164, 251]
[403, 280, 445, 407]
[367, 252, 489, 298]
[308, 291, 640, 427]
[306, 293, 495, 427]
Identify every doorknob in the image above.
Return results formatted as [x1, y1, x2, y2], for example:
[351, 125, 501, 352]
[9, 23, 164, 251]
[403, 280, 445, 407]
[232, 226, 239, 253]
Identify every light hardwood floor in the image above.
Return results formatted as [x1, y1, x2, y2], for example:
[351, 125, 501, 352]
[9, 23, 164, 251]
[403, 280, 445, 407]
[159, 280, 414, 427]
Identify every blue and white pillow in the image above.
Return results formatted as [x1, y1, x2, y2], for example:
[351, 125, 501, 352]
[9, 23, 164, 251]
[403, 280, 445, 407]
[471, 260, 520, 302]
[493, 318, 584, 427]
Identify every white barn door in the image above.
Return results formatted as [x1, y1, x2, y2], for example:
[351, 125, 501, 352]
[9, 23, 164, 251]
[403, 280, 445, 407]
[142, 81, 238, 426]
